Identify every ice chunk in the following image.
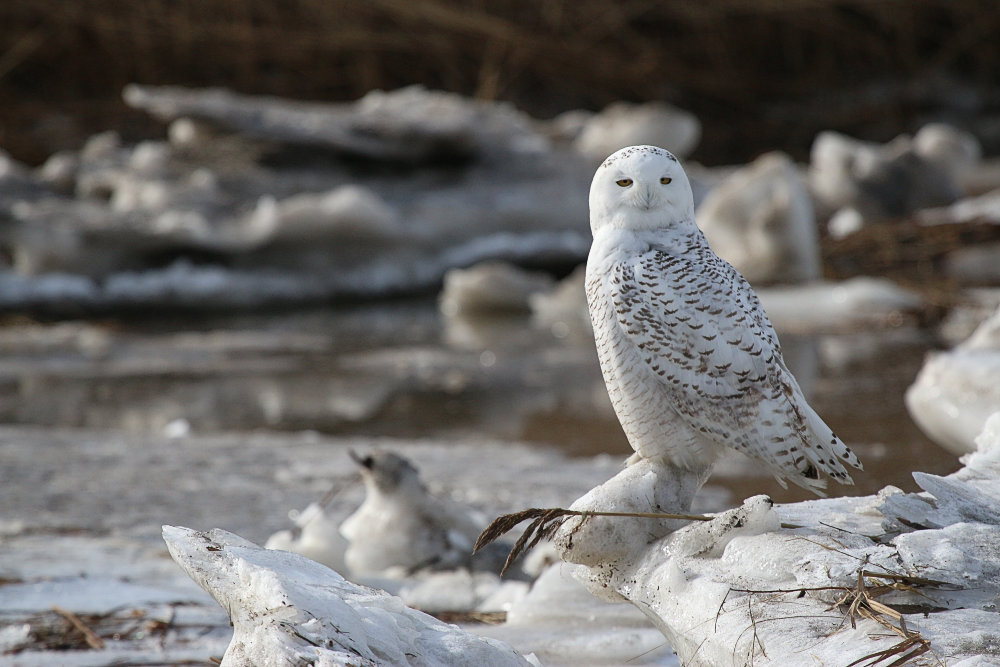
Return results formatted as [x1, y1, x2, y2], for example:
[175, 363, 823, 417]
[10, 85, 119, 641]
[907, 307, 1000, 454]
[126, 84, 545, 163]
[552, 415, 1000, 666]
[756, 277, 922, 333]
[697, 152, 820, 284]
[913, 123, 982, 176]
[246, 185, 401, 244]
[809, 129, 959, 221]
[162, 525, 533, 666]
[265, 501, 349, 574]
[554, 458, 709, 576]
[574, 101, 700, 163]
[476, 563, 677, 666]
[439, 261, 554, 317]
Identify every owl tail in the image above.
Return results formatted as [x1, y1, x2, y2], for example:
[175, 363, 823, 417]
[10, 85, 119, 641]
[785, 404, 864, 497]
[773, 467, 829, 497]
[809, 404, 862, 471]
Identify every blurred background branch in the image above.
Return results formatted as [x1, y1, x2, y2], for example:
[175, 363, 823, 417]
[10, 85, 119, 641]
[1, 0, 999, 165]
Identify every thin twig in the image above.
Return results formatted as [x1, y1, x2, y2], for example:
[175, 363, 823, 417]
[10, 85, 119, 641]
[860, 570, 953, 589]
[731, 585, 850, 595]
[747, 594, 767, 661]
[726, 563, 946, 667]
[52, 606, 105, 650]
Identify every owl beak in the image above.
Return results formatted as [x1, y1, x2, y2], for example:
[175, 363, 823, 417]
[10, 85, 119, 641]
[635, 185, 656, 210]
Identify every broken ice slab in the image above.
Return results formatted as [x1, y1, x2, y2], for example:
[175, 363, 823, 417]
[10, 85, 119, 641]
[124, 84, 547, 164]
[162, 525, 533, 666]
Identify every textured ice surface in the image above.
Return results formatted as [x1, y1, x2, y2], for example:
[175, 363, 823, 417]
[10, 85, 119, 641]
[163, 525, 533, 667]
[554, 414, 1000, 666]
[907, 304, 1000, 454]
[476, 564, 679, 666]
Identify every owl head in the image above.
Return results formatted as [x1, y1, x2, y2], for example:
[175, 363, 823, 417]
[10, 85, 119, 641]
[589, 145, 695, 234]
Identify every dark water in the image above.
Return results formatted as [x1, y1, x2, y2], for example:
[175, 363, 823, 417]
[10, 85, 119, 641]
[0, 300, 960, 506]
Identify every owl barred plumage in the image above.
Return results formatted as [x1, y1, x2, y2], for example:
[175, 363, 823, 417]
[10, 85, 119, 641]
[586, 145, 862, 494]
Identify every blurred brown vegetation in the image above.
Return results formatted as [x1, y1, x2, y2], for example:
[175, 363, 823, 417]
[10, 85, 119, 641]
[1, 0, 999, 165]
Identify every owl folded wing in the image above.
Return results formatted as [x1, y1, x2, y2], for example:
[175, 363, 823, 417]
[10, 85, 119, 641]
[605, 247, 860, 491]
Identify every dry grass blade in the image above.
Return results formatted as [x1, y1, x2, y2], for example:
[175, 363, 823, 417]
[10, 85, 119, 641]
[52, 606, 105, 650]
[846, 636, 931, 667]
[840, 569, 935, 667]
[860, 570, 953, 589]
[499, 509, 566, 575]
[432, 610, 506, 625]
[473, 508, 552, 553]
[725, 566, 942, 666]
[474, 506, 712, 576]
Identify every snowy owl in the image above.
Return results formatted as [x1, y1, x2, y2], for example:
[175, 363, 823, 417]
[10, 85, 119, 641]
[586, 145, 862, 494]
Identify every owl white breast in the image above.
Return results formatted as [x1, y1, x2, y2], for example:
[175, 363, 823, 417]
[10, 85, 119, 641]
[586, 145, 862, 494]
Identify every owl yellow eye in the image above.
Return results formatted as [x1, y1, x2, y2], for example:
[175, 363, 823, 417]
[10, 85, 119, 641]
[615, 178, 633, 187]
[660, 177, 672, 184]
